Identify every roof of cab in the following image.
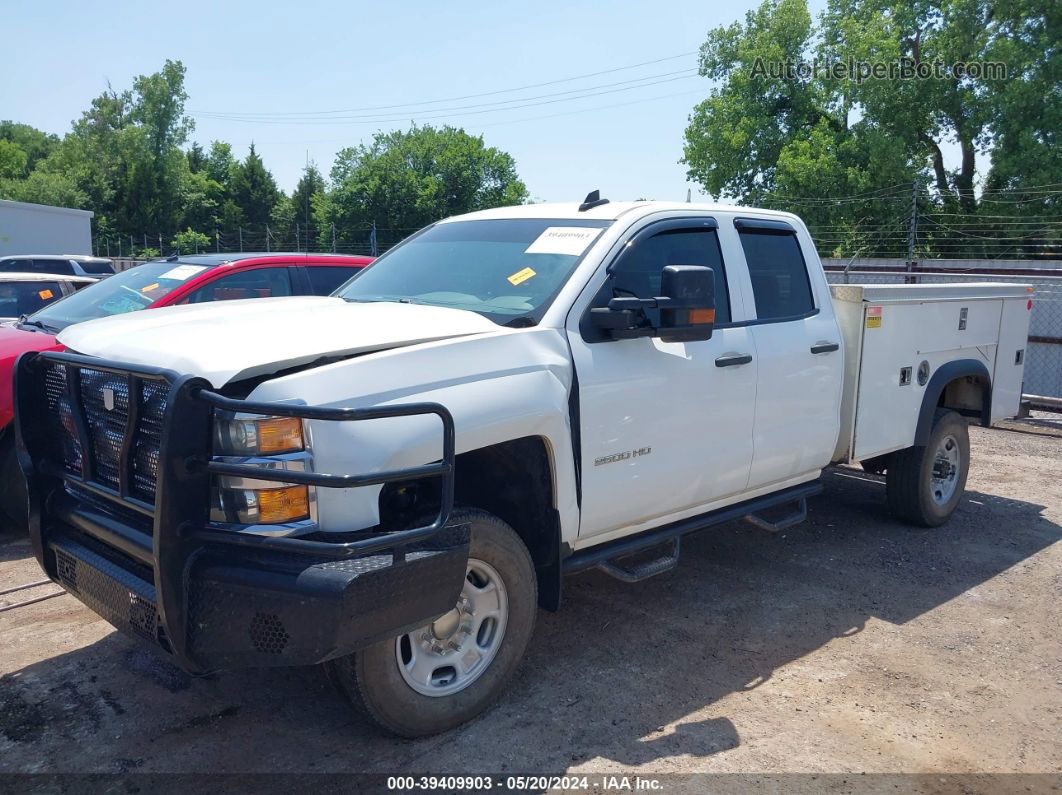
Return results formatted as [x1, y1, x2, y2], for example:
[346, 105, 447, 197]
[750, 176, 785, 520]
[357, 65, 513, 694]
[148, 252, 372, 267]
[0, 272, 98, 283]
[440, 200, 800, 224]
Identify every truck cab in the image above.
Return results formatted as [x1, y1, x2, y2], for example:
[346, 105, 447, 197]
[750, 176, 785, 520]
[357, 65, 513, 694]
[14, 198, 1030, 737]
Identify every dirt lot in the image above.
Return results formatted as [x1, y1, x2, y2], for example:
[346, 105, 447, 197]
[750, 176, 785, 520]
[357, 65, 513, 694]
[1, 419, 1060, 781]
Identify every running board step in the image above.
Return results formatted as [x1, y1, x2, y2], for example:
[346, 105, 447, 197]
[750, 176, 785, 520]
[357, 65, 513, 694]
[744, 498, 807, 533]
[596, 538, 680, 583]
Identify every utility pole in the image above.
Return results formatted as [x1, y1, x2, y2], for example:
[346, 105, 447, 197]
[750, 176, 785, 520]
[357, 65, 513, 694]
[331, 222, 336, 253]
[215, 229, 220, 252]
[266, 225, 271, 253]
[239, 227, 243, 252]
[906, 181, 919, 283]
[296, 223, 301, 253]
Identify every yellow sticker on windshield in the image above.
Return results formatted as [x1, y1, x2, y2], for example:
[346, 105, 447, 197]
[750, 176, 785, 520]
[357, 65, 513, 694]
[141, 283, 160, 293]
[507, 267, 536, 286]
[38, 289, 54, 299]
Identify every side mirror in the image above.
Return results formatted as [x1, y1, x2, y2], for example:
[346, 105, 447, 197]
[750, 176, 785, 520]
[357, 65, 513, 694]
[590, 265, 716, 342]
[658, 265, 715, 342]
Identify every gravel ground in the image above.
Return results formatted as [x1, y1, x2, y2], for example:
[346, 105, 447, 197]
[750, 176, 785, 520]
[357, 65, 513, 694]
[0, 419, 1059, 784]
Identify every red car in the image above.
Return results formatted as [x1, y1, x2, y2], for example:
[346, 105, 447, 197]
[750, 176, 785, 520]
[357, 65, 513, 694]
[0, 252, 372, 527]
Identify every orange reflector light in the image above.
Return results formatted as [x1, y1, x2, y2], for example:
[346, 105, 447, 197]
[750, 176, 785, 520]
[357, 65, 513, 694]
[689, 308, 716, 324]
[257, 417, 304, 454]
[256, 485, 310, 523]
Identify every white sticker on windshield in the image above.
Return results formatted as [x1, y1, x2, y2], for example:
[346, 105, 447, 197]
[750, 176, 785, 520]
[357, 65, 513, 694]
[524, 227, 602, 256]
[159, 264, 208, 281]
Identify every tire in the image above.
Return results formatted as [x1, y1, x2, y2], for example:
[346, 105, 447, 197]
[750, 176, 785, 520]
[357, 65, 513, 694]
[0, 431, 28, 534]
[325, 508, 537, 737]
[886, 409, 970, 527]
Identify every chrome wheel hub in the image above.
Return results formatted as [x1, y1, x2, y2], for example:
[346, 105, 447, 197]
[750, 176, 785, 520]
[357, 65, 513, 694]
[396, 558, 508, 697]
[930, 434, 961, 505]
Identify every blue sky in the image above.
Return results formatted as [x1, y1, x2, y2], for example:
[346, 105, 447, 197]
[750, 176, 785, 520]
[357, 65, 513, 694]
[1, 0, 838, 202]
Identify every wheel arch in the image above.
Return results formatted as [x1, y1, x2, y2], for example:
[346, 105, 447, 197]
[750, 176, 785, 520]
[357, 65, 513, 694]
[380, 435, 564, 612]
[915, 359, 991, 445]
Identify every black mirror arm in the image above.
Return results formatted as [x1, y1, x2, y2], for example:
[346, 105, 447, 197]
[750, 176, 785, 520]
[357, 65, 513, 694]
[607, 295, 692, 312]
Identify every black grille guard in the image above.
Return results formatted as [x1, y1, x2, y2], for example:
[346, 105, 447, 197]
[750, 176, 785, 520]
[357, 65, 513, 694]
[15, 349, 457, 669]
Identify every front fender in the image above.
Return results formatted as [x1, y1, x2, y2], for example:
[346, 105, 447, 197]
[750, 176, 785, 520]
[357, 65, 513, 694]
[245, 328, 578, 542]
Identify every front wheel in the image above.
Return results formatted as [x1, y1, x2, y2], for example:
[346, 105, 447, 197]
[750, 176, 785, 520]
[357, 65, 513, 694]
[886, 409, 970, 527]
[325, 509, 537, 737]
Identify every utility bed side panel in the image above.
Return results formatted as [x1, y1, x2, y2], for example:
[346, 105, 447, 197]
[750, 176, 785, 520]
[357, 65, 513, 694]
[831, 293, 865, 461]
[991, 295, 1033, 421]
[852, 297, 1002, 460]
[831, 283, 1030, 463]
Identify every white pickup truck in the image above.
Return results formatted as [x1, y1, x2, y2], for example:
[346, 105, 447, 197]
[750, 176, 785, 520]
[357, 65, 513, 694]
[15, 196, 1031, 737]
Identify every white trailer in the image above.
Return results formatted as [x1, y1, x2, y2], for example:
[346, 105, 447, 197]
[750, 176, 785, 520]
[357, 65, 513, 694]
[0, 199, 94, 256]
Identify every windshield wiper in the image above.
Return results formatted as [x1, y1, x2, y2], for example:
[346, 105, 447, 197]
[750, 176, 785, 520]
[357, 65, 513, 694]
[18, 316, 58, 333]
[502, 315, 537, 328]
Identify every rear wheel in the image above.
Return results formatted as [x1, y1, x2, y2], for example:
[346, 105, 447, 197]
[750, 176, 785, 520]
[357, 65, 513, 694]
[886, 409, 970, 527]
[325, 509, 537, 737]
[0, 431, 27, 533]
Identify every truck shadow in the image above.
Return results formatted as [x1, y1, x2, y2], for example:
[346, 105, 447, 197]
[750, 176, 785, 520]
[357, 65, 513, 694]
[1, 466, 1058, 774]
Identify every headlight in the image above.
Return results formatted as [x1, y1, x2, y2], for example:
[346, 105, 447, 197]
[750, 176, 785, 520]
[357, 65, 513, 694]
[211, 484, 310, 524]
[214, 416, 304, 456]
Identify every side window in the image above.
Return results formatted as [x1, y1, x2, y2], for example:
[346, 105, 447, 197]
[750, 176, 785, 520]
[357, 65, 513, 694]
[0, 281, 63, 317]
[737, 229, 815, 320]
[306, 266, 360, 295]
[33, 259, 75, 275]
[185, 267, 294, 303]
[0, 259, 33, 273]
[609, 227, 730, 325]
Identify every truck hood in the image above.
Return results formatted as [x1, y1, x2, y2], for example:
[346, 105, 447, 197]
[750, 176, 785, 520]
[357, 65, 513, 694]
[57, 296, 505, 387]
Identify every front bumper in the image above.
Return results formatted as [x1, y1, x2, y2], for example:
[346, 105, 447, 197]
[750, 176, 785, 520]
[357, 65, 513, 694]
[16, 350, 467, 673]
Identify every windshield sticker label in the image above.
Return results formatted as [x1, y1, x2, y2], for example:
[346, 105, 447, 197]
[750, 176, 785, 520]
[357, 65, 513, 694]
[160, 264, 208, 281]
[866, 305, 882, 328]
[141, 282, 160, 293]
[37, 289, 54, 299]
[525, 226, 602, 256]
[507, 267, 537, 286]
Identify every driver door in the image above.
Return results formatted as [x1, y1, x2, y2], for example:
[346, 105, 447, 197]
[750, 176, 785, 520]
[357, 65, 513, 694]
[566, 219, 757, 540]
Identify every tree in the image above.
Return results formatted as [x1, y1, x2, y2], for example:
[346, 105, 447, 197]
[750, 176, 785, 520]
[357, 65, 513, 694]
[172, 227, 211, 254]
[231, 143, 281, 229]
[0, 169, 87, 207]
[0, 140, 28, 180]
[290, 162, 326, 250]
[682, 0, 1058, 255]
[0, 122, 59, 175]
[323, 125, 528, 251]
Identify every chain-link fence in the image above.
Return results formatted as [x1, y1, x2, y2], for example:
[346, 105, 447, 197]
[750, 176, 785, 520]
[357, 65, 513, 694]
[824, 266, 1062, 400]
[92, 223, 411, 261]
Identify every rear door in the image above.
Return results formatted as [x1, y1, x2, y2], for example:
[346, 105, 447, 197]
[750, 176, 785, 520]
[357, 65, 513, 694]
[734, 219, 843, 489]
[567, 217, 757, 539]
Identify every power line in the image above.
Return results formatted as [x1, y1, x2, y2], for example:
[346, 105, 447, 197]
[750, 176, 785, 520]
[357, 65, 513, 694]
[191, 50, 699, 117]
[195, 73, 701, 125]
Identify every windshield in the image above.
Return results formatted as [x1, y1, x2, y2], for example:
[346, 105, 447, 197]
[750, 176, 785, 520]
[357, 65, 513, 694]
[27, 261, 215, 332]
[335, 218, 612, 324]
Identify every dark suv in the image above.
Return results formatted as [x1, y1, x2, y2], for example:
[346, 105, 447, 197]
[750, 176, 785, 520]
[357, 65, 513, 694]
[0, 255, 115, 278]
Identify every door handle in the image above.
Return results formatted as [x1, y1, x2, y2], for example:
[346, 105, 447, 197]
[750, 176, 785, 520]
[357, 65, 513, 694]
[810, 341, 840, 354]
[715, 353, 753, 367]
